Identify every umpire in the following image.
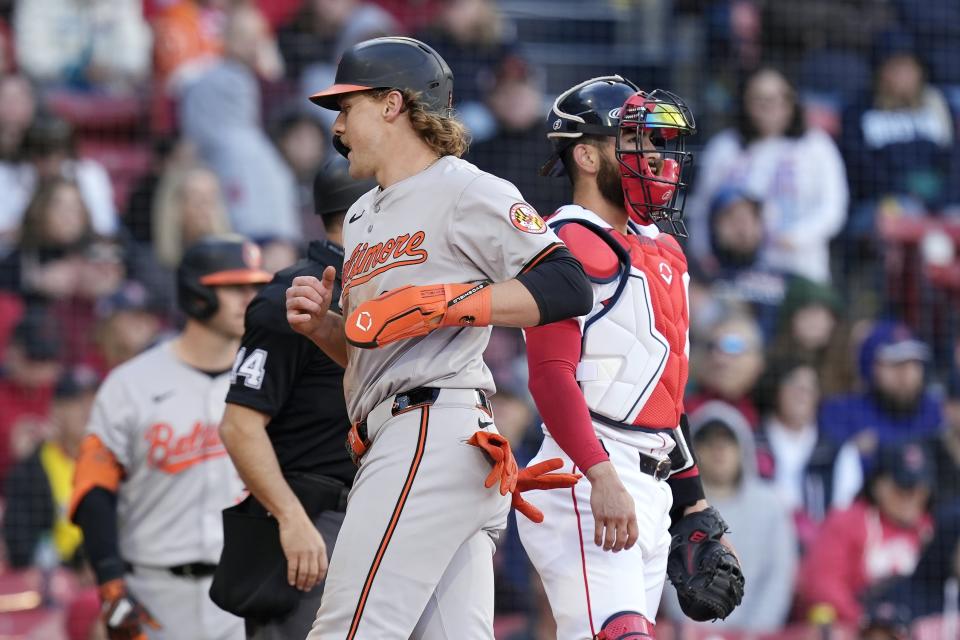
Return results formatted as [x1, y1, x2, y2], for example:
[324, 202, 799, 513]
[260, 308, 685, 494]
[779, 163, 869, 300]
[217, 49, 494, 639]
[216, 159, 375, 639]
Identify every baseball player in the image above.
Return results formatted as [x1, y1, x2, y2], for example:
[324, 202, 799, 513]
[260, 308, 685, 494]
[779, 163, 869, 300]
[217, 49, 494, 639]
[216, 160, 376, 640]
[69, 235, 272, 640]
[286, 36, 590, 639]
[517, 76, 744, 639]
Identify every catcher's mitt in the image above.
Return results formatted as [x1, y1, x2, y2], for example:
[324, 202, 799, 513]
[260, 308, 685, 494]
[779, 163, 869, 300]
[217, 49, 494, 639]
[666, 507, 744, 621]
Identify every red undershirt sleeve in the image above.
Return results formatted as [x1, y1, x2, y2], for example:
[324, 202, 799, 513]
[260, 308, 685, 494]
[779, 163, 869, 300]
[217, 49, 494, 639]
[525, 318, 609, 472]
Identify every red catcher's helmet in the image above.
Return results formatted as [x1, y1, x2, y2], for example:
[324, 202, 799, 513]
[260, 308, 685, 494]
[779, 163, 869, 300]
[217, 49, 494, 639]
[616, 89, 696, 236]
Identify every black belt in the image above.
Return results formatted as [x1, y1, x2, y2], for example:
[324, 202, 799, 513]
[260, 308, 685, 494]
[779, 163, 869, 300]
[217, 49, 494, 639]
[348, 387, 490, 464]
[125, 561, 218, 578]
[638, 451, 672, 481]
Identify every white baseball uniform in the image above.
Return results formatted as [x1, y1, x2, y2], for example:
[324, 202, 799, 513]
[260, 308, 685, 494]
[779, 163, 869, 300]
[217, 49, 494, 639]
[306, 156, 562, 640]
[86, 340, 245, 640]
[518, 205, 696, 639]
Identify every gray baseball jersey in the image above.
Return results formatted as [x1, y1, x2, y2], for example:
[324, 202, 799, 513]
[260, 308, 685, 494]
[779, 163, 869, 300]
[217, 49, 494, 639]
[339, 155, 560, 422]
[87, 340, 245, 567]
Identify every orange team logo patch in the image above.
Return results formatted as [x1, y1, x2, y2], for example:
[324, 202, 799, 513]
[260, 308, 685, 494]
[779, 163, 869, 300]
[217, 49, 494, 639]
[509, 203, 547, 234]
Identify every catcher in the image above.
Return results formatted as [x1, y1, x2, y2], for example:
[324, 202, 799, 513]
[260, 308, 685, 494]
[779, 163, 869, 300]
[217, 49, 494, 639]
[517, 76, 744, 639]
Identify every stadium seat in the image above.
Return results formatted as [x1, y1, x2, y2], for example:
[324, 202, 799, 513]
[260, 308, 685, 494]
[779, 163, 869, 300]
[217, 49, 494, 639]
[76, 141, 154, 212]
[45, 91, 145, 135]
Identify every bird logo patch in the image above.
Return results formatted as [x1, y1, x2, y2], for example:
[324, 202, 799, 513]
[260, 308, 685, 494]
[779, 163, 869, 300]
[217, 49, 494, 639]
[509, 203, 547, 234]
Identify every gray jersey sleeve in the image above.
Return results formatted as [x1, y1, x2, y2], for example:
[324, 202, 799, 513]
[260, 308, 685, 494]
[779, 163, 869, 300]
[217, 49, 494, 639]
[448, 173, 560, 283]
[87, 374, 136, 468]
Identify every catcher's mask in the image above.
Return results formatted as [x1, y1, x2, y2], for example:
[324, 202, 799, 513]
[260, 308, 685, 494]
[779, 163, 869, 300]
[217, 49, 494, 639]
[616, 89, 696, 236]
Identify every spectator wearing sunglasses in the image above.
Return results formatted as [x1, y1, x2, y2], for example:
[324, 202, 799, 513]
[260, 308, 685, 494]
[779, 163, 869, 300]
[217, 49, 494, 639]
[688, 311, 766, 429]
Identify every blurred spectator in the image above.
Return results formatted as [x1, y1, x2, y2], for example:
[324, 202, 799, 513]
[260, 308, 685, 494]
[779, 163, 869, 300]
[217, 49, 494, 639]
[152, 164, 231, 269]
[663, 401, 797, 632]
[820, 321, 942, 472]
[272, 112, 328, 232]
[841, 30, 960, 239]
[152, 0, 227, 92]
[880, 500, 960, 623]
[768, 276, 856, 396]
[415, 0, 519, 107]
[921, 377, 960, 508]
[687, 311, 765, 427]
[123, 137, 197, 244]
[894, 0, 960, 90]
[3, 366, 99, 568]
[180, 3, 300, 241]
[13, 0, 151, 92]
[686, 67, 848, 283]
[0, 117, 117, 239]
[277, 0, 398, 82]
[51, 238, 128, 368]
[797, 442, 935, 625]
[467, 58, 564, 215]
[858, 599, 912, 640]
[0, 309, 62, 490]
[754, 358, 863, 549]
[688, 187, 787, 339]
[760, 0, 893, 102]
[0, 177, 95, 300]
[93, 281, 166, 372]
[0, 73, 36, 163]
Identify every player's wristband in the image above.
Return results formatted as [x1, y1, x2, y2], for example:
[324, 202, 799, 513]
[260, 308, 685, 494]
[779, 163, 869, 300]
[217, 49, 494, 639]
[439, 282, 492, 328]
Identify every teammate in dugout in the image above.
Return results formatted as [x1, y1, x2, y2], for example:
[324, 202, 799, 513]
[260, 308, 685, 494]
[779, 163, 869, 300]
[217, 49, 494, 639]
[517, 76, 745, 639]
[69, 235, 273, 640]
[215, 159, 376, 640]
[285, 36, 589, 639]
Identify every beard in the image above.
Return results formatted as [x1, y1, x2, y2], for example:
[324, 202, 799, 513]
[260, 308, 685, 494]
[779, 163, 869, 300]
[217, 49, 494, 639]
[597, 152, 626, 210]
[871, 385, 923, 417]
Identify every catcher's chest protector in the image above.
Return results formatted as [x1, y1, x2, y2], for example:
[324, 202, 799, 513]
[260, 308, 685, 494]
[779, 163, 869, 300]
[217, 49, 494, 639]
[551, 206, 690, 430]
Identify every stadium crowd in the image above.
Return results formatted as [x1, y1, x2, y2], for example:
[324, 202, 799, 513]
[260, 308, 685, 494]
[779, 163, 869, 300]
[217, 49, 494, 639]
[0, 0, 958, 638]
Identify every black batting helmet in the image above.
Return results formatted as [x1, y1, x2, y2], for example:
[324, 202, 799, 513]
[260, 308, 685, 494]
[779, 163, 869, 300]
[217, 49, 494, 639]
[177, 235, 273, 320]
[313, 157, 377, 220]
[309, 37, 454, 114]
[540, 75, 641, 177]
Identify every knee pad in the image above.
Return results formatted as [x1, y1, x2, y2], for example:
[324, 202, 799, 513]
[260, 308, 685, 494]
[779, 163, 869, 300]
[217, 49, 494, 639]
[595, 611, 655, 639]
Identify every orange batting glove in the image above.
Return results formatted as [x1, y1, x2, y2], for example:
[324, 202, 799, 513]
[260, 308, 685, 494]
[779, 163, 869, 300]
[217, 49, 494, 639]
[469, 433, 582, 523]
[467, 431, 519, 496]
[513, 458, 582, 523]
[345, 282, 492, 348]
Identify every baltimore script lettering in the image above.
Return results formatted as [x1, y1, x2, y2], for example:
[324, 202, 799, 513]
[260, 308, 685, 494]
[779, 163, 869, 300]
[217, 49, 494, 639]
[343, 231, 429, 291]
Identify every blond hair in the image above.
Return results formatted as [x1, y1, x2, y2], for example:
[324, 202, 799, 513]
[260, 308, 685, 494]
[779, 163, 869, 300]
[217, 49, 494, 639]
[371, 89, 470, 158]
[152, 164, 232, 268]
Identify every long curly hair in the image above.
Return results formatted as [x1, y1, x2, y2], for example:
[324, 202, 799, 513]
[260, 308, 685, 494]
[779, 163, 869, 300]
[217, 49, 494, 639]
[370, 88, 470, 158]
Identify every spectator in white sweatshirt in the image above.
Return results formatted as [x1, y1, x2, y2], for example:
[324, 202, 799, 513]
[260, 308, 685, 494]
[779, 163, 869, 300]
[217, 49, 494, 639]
[686, 67, 848, 284]
[179, 3, 300, 242]
[13, 0, 151, 93]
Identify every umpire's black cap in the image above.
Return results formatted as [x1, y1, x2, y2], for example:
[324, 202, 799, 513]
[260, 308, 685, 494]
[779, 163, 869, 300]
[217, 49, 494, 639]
[313, 158, 377, 219]
[309, 37, 454, 114]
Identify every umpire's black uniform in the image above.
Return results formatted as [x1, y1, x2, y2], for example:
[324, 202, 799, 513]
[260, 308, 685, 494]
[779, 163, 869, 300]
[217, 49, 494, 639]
[222, 238, 354, 640]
